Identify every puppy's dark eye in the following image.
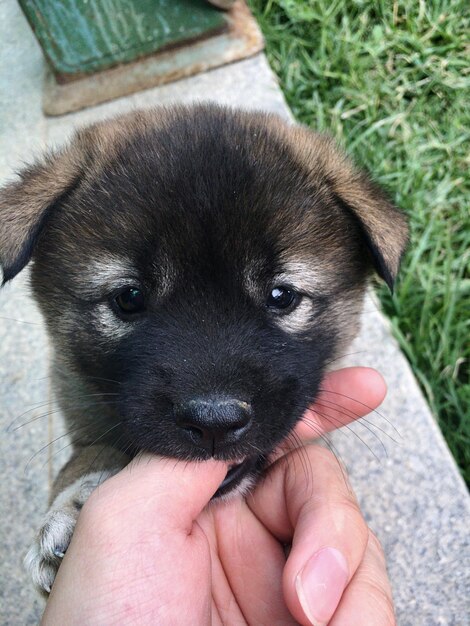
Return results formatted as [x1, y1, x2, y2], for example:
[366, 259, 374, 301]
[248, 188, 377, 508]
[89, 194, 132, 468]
[114, 287, 145, 314]
[266, 286, 298, 310]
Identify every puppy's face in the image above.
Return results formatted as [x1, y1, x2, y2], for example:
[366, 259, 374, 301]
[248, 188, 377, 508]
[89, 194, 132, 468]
[0, 106, 408, 495]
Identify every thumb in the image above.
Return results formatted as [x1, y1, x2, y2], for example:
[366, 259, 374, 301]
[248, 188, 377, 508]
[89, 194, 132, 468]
[88, 453, 228, 530]
[44, 456, 227, 625]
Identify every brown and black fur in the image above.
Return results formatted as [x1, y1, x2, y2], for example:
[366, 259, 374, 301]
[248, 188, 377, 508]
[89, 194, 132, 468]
[0, 105, 408, 592]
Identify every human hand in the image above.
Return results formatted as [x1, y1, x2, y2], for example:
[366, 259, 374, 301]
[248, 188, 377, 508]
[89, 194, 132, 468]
[41, 367, 395, 625]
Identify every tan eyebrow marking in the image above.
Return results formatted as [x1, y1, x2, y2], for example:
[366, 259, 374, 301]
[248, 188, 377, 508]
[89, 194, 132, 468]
[275, 259, 324, 294]
[82, 257, 137, 294]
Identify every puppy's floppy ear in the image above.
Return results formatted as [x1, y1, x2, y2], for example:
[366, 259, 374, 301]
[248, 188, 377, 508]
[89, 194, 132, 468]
[0, 111, 147, 285]
[289, 127, 409, 291]
[0, 132, 93, 284]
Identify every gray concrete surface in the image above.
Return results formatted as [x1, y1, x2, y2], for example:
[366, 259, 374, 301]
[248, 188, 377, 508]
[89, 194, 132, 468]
[1, 1, 469, 624]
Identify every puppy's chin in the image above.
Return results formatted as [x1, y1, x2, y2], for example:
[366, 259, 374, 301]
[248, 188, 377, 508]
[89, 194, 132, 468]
[214, 475, 258, 503]
[212, 455, 263, 499]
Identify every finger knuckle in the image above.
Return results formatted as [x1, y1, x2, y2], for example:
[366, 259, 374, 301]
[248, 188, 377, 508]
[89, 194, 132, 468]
[376, 589, 397, 626]
[368, 529, 387, 567]
[355, 578, 396, 626]
[286, 445, 352, 491]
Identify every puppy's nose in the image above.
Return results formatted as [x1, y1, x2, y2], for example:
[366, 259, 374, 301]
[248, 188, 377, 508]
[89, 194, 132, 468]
[175, 398, 252, 453]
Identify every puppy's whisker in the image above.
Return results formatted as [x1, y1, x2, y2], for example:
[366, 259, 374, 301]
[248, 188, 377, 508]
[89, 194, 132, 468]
[8, 392, 120, 430]
[24, 424, 94, 474]
[42, 419, 126, 473]
[24, 374, 123, 387]
[314, 399, 400, 445]
[283, 433, 300, 483]
[40, 432, 97, 472]
[7, 400, 58, 430]
[316, 388, 401, 438]
[280, 424, 322, 485]
[27, 417, 124, 475]
[83, 422, 124, 451]
[83, 376, 123, 386]
[248, 442, 265, 457]
[288, 430, 313, 492]
[10, 399, 120, 432]
[0, 315, 42, 326]
[299, 418, 351, 492]
[315, 393, 396, 431]
[294, 392, 390, 456]
[57, 392, 120, 401]
[117, 438, 134, 459]
[80, 424, 125, 478]
[303, 411, 383, 463]
[312, 394, 382, 421]
[96, 434, 127, 486]
[323, 350, 368, 367]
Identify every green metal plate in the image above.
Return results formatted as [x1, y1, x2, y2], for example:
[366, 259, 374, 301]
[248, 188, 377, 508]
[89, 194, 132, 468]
[19, 0, 227, 78]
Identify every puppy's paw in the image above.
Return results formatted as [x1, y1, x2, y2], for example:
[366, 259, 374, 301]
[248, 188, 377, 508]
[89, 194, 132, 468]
[25, 470, 115, 593]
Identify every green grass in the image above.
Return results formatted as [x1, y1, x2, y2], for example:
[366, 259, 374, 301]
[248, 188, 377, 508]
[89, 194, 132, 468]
[248, 0, 470, 483]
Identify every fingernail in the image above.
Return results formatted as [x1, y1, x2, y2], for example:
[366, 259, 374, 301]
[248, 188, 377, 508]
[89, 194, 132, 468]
[295, 547, 349, 626]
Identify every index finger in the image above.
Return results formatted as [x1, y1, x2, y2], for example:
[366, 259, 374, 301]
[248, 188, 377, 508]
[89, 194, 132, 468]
[329, 530, 396, 626]
[248, 445, 369, 626]
[294, 367, 387, 440]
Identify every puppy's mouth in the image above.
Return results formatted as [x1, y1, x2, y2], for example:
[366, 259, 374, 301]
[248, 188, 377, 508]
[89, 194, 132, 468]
[214, 455, 260, 498]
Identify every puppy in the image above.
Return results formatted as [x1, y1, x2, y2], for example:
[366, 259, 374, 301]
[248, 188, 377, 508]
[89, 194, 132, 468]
[0, 105, 408, 593]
